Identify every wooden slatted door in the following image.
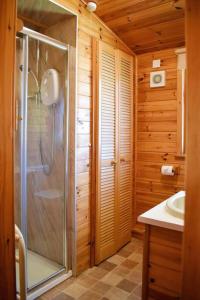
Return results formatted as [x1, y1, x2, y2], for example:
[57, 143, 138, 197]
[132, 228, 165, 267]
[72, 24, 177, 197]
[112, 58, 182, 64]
[117, 50, 133, 249]
[95, 41, 118, 263]
[95, 42, 133, 264]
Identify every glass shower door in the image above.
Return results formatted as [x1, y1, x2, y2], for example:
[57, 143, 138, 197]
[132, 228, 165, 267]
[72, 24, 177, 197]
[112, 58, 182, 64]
[15, 33, 69, 290]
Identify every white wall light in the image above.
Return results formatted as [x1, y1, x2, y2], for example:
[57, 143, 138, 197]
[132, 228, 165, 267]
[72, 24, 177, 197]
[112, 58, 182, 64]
[87, 1, 97, 12]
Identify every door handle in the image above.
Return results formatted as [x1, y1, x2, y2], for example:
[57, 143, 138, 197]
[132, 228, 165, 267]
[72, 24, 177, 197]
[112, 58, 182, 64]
[111, 160, 117, 166]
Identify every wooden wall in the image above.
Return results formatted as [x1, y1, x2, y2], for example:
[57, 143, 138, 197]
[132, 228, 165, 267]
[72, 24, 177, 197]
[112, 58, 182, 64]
[0, 0, 16, 298]
[182, 0, 200, 298]
[53, 0, 134, 274]
[134, 48, 185, 232]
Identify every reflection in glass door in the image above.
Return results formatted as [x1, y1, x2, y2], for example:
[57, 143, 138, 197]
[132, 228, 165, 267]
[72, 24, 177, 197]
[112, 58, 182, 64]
[15, 31, 69, 290]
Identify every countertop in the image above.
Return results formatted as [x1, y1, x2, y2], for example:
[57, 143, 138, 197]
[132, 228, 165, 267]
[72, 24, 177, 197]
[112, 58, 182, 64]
[138, 196, 184, 232]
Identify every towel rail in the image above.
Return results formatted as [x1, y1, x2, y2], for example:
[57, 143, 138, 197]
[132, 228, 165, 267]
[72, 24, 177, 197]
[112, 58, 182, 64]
[15, 224, 27, 300]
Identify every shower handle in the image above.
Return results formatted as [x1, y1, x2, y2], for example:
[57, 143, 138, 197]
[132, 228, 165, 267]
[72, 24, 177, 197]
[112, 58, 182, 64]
[15, 99, 23, 131]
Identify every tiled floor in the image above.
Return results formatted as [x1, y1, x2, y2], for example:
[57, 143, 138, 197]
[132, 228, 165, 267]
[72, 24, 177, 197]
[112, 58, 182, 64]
[37, 238, 143, 300]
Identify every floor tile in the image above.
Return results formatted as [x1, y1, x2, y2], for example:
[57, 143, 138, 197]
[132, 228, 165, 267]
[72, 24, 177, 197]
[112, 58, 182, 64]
[116, 279, 137, 293]
[113, 266, 132, 276]
[86, 267, 108, 280]
[128, 253, 143, 263]
[63, 283, 87, 298]
[126, 293, 141, 300]
[133, 263, 143, 274]
[56, 278, 75, 291]
[101, 272, 124, 286]
[78, 290, 101, 300]
[104, 286, 129, 300]
[132, 284, 142, 297]
[99, 260, 117, 271]
[76, 273, 97, 288]
[91, 281, 111, 295]
[117, 248, 132, 258]
[126, 270, 142, 285]
[121, 259, 139, 270]
[107, 254, 126, 266]
[52, 293, 75, 300]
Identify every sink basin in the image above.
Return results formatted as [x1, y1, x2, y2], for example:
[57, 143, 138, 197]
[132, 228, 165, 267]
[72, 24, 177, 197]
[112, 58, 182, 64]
[166, 191, 185, 219]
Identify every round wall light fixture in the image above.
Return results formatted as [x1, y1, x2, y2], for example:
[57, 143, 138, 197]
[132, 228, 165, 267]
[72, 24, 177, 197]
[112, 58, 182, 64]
[87, 1, 97, 12]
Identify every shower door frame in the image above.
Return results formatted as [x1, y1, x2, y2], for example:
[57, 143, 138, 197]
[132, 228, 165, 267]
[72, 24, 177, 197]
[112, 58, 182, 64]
[18, 27, 70, 291]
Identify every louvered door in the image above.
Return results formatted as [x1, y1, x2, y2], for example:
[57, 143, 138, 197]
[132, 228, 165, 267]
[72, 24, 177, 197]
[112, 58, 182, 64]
[117, 50, 133, 248]
[95, 42, 133, 264]
[95, 42, 117, 263]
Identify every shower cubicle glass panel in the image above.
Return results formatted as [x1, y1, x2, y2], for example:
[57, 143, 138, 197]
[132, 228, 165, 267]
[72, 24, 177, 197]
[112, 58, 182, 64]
[15, 32, 68, 290]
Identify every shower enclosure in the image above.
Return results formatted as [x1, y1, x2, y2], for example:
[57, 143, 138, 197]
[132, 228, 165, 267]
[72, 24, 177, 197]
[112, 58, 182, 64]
[15, 27, 70, 293]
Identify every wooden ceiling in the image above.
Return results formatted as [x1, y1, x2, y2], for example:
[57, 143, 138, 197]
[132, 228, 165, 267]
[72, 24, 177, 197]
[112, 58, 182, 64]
[91, 0, 185, 53]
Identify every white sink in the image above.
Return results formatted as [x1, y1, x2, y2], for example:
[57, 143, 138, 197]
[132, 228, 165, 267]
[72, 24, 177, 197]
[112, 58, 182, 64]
[166, 191, 185, 219]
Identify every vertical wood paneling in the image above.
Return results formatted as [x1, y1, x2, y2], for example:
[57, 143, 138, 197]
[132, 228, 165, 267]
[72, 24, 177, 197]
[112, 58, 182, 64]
[135, 48, 186, 234]
[183, 1, 200, 299]
[0, 0, 16, 299]
[76, 30, 92, 273]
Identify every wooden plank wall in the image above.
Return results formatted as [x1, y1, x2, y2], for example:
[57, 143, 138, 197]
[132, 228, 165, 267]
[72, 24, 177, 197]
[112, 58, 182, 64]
[0, 0, 16, 298]
[134, 48, 185, 232]
[182, 0, 200, 298]
[54, 0, 134, 274]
